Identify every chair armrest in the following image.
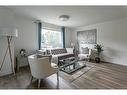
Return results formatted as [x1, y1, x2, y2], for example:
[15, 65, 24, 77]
[51, 55, 58, 64]
[89, 49, 92, 56]
[51, 63, 58, 68]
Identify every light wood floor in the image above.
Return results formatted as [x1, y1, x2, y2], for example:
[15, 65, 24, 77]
[1, 62, 127, 89]
[71, 62, 127, 89]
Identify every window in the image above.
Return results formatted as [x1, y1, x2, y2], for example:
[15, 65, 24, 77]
[41, 28, 63, 48]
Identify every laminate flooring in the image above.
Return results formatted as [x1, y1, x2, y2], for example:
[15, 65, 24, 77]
[0, 62, 127, 89]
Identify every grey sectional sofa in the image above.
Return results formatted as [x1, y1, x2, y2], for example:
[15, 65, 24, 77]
[51, 48, 74, 64]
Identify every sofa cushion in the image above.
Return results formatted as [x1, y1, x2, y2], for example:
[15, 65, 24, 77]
[51, 48, 74, 64]
[51, 48, 67, 55]
[57, 53, 74, 60]
[52, 53, 75, 64]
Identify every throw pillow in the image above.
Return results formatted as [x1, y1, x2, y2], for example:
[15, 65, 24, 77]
[81, 47, 89, 54]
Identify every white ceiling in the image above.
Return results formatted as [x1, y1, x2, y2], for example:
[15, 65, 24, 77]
[7, 6, 127, 27]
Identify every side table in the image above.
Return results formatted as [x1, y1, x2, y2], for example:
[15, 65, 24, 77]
[16, 55, 29, 72]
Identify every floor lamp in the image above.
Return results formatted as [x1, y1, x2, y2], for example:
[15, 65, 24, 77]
[0, 27, 18, 75]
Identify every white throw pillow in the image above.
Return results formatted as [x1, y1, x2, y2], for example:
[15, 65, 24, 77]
[66, 48, 73, 54]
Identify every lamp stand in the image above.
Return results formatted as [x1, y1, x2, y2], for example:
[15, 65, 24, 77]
[0, 36, 15, 75]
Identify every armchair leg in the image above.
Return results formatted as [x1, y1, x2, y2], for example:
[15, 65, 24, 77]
[30, 76, 33, 85]
[57, 71, 59, 89]
[38, 79, 41, 88]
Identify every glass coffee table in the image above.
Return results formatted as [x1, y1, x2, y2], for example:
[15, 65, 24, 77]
[59, 57, 86, 74]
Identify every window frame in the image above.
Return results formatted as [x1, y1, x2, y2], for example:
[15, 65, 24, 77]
[40, 28, 64, 49]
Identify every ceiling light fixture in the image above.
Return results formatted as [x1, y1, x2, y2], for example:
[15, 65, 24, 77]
[59, 15, 70, 21]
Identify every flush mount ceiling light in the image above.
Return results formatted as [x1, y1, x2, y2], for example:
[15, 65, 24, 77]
[59, 15, 70, 21]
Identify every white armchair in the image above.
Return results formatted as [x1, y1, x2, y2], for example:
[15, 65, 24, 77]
[28, 54, 59, 88]
[78, 47, 92, 61]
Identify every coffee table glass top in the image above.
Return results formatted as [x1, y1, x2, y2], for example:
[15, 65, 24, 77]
[59, 57, 86, 74]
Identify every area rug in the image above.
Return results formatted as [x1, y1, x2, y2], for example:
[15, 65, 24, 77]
[59, 62, 95, 82]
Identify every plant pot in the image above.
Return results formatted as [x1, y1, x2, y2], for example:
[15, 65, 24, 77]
[95, 57, 100, 63]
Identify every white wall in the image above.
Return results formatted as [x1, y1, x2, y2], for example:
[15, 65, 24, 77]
[72, 18, 127, 66]
[43, 22, 61, 31]
[14, 15, 38, 56]
[0, 7, 15, 76]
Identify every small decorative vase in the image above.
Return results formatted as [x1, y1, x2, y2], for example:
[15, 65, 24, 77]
[95, 57, 100, 63]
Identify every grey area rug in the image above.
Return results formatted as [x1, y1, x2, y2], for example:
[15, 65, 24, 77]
[59, 62, 95, 82]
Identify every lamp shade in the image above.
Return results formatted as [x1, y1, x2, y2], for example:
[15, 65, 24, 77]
[0, 27, 18, 37]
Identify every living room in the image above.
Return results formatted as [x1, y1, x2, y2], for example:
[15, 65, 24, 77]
[0, 5, 127, 91]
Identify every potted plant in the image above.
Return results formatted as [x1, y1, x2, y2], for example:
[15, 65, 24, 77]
[94, 44, 103, 63]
